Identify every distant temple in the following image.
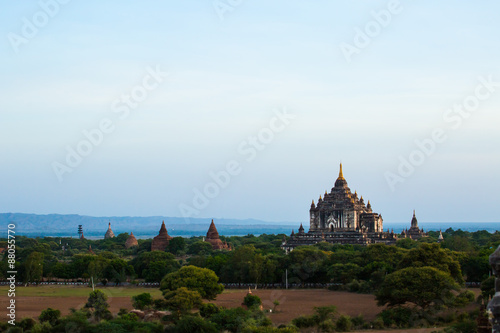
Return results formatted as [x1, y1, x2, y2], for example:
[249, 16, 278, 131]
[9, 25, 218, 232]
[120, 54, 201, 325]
[282, 164, 398, 252]
[104, 222, 115, 239]
[125, 232, 139, 249]
[205, 220, 231, 251]
[400, 210, 428, 240]
[151, 221, 173, 251]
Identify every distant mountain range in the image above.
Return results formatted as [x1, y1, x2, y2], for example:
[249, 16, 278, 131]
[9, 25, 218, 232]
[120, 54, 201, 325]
[0, 213, 498, 239]
[0, 213, 298, 238]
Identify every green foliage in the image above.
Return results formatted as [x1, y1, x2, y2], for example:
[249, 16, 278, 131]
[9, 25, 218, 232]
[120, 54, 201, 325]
[163, 287, 203, 314]
[453, 290, 475, 307]
[31, 321, 53, 333]
[160, 265, 223, 300]
[336, 314, 353, 332]
[377, 307, 414, 328]
[19, 318, 36, 331]
[199, 303, 220, 318]
[291, 306, 337, 329]
[286, 246, 329, 284]
[120, 312, 139, 322]
[210, 307, 252, 332]
[481, 276, 495, 301]
[168, 237, 186, 255]
[443, 319, 478, 333]
[243, 294, 262, 308]
[291, 315, 317, 328]
[327, 263, 361, 284]
[376, 266, 459, 310]
[397, 243, 464, 284]
[173, 315, 218, 333]
[39, 307, 61, 325]
[188, 241, 213, 255]
[23, 251, 44, 283]
[132, 292, 154, 310]
[131, 251, 180, 282]
[84, 289, 111, 321]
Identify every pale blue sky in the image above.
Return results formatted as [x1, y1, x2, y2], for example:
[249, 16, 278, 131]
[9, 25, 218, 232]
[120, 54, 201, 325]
[1, 1, 499, 223]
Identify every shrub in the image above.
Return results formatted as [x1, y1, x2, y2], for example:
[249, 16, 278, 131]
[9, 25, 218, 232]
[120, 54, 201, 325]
[121, 313, 139, 322]
[199, 303, 220, 318]
[172, 316, 218, 333]
[291, 315, 316, 328]
[351, 314, 365, 328]
[443, 319, 477, 333]
[132, 292, 154, 310]
[39, 308, 61, 325]
[378, 307, 414, 328]
[336, 315, 353, 332]
[243, 294, 262, 308]
[453, 290, 476, 307]
[19, 318, 36, 331]
[30, 322, 53, 333]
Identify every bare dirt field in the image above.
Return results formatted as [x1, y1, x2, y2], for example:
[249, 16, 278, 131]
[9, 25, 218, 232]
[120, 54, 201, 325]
[1, 286, 470, 332]
[212, 289, 383, 325]
[1, 287, 384, 325]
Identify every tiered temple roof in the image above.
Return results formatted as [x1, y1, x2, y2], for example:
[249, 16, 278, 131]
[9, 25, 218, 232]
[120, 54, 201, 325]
[151, 221, 173, 251]
[205, 220, 231, 250]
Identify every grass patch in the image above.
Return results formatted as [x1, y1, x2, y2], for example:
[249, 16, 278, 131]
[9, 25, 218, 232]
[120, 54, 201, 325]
[0, 286, 163, 298]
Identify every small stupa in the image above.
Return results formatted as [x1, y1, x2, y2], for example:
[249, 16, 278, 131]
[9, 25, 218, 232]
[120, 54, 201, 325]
[125, 232, 139, 249]
[104, 222, 115, 239]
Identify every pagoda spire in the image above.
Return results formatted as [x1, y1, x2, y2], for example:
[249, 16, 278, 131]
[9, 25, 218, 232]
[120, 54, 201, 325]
[338, 163, 344, 180]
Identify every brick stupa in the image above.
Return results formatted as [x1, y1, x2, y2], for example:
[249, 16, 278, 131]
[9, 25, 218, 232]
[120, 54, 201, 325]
[125, 232, 139, 249]
[151, 221, 172, 251]
[104, 222, 115, 239]
[205, 219, 231, 250]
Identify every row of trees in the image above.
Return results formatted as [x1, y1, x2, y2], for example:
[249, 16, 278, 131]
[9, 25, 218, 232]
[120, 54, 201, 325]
[1, 228, 498, 287]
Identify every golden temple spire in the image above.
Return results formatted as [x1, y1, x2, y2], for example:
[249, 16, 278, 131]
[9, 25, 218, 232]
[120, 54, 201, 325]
[338, 163, 344, 179]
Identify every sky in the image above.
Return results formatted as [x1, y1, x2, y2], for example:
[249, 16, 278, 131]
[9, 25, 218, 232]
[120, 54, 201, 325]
[1, 1, 499, 224]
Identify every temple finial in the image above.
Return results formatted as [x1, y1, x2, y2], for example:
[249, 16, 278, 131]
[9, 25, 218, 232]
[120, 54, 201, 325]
[413, 210, 415, 217]
[338, 163, 344, 179]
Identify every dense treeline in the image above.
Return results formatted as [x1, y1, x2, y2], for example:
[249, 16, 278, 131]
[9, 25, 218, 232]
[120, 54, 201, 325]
[0, 228, 498, 287]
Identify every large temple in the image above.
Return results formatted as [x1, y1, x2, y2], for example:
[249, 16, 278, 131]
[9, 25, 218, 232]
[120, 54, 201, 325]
[282, 164, 398, 252]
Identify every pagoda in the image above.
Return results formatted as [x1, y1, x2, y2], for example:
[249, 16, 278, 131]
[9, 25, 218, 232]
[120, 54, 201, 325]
[151, 221, 173, 251]
[205, 220, 231, 250]
[104, 222, 115, 239]
[125, 232, 139, 249]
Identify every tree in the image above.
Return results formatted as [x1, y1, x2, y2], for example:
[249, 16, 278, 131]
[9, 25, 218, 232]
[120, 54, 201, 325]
[480, 276, 495, 301]
[168, 237, 186, 255]
[131, 251, 179, 281]
[243, 294, 262, 308]
[23, 252, 44, 283]
[160, 265, 223, 300]
[84, 290, 111, 321]
[397, 243, 464, 284]
[39, 308, 61, 325]
[132, 293, 154, 310]
[287, 246, 329, 284]
[327, 263, 362, 284]
[163, 287, 202, 315]
[174, 315, 218, 333]
[187, 241, 213, 255]
[376, 266, 459, 310]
